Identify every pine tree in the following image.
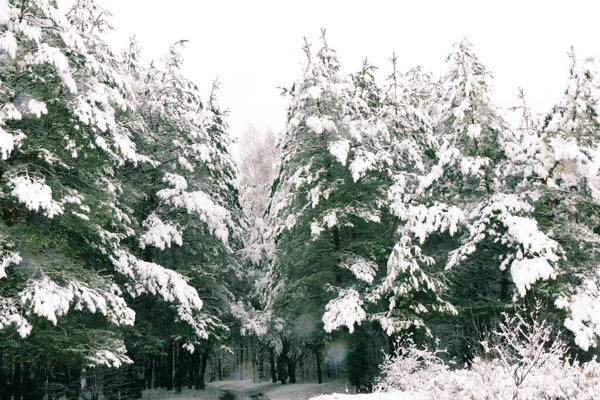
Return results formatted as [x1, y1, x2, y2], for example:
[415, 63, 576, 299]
[115, 40, 246, 391]
[370, 52, 457, 339]
[506, 51, 600, 352]
[423, 40, 562, 360]
[0, 0, 140, 371]
[266, 33, 396, 384]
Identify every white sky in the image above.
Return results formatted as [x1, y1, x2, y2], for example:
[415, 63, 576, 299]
[96, 0, 600, 139]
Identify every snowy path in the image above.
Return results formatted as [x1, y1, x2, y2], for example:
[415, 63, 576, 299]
[210, 380, 271, 399]
[142, 380, 349, 400]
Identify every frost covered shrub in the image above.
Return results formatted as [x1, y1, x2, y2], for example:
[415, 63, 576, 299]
[376, 306, 600, 399]
[375, 338, 481, 399]
[376, 337, 449, 393]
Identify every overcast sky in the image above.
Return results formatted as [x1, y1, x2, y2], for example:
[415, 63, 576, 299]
[96, 0, 600, 139]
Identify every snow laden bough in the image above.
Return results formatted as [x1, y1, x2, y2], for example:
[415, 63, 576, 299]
[0, 0, 239, 366]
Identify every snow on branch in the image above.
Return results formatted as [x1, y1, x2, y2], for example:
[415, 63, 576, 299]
[0, 244, 21, 279]
[341, 255, 378, 284]
[10, 175, 64, 218]
[447, 194, 560, 296]
[139, 213, 183, 250]
[0, 276, 135, 338]
[157, 182, 232, 246]
[110, 250, 208, 338]
[556, 279, 600, 351]
[88, 341, 133, 368]
[322, 288, 367, 333]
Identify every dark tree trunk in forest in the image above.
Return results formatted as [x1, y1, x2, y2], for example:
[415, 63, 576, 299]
[13, 361, 21, 400]
[66, 367, 80, 400]
[218, 355, 223, 381]
[102, 368, 118, 400]
[0, 360, 8, 400]
[298, 354, 304, 380]
[23, 363, 36, 400]
[166, 340, 174, 391]
[333, 226, 343, 283]
[269, 348, 277, 383]
[145, 359, 152, 389]
[277, 351, 287, 384]
[21, 364, 28, 400]
[198, 347, 209, 390]
[281, 339, 295, 384]
[175, 343, 184, 394]
[192, 347, 200, 390]
[314, 346, 323, 384]
[258, 344, 264, 380]
[126, 364, 143, 399]
[286, 355, 296, 384]
[151, 357, 156, 389]
[239, 345, 244, 380]
[387, 333, 397, 355]
[157, 355, 165, 389]
[250, 336, 256, 382]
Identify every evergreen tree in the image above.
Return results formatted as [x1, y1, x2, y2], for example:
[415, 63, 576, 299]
[0, 0, 139, 370]
[505, 51, 600, 352]
[267, 33, 394, 384]
[117, 40, 245, 391]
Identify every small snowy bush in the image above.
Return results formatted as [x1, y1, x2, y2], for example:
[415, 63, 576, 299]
[376, 303, 600, 399]
[376, 337, 449, 394]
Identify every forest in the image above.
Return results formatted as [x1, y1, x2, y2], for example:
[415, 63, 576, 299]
[1, 1, 600, 399]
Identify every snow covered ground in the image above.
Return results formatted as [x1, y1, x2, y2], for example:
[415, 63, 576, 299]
[141, 379, 348, 400]
[310, 393, 426, 400]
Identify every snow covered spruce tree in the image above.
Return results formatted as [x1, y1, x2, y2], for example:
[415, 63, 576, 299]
[429, 45, 600, 359]
[116, 41, 245, 392]
[369, 53, 460, 342]
[0, 1, 243, 397]
[0, 0, 147, 397]
[502, 50, 600, 353]
[267, 33, 395, 386]
[396, 40, 566, 362]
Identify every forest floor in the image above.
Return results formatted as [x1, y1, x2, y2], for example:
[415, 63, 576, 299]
[141, 379, 349, 400]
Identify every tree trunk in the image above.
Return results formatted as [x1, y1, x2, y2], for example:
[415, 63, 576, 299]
[258, 344, 264, 380]
[13, 360, 21, 400]
[286, 355, 296, 384]
[192, 347, 200, 390]
[166, 339, 174, 391]
[66, 367, 80, 400]
[174, 342, 183, 394]
[333, 226, 342, 283]
[281, 338, 295, 384]
[145, 359, 152, 390]
[387, 333, 397, 355]
[218, 355, 223, 381]
[277, 352, 287, 384]
[269, 348, 277, 383]
[127, 364, 143, 399]
[23, 363, 36, 400]
[198, 348, 209, 390]
[239, 345, 244, 380]
[21, 364, 29, 400]
[500, 271, 511, 301]
[151, 357, 156, 389]
[0, 358, 8, 400]
[157, 355, 165, 389]
[314, 346, 323, 384]
[298, 353, 304, 380]
[250, 336, 257, 382]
